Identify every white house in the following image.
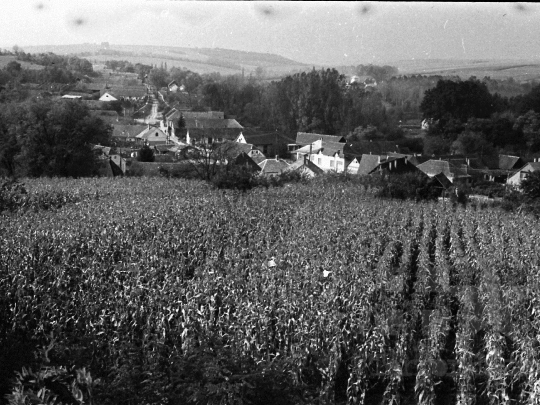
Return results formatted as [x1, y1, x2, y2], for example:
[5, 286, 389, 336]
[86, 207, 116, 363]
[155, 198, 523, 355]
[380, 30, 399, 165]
[293, 140, 347, 173]
[507, 162, 540, 187]
[99, 92, 118, 102]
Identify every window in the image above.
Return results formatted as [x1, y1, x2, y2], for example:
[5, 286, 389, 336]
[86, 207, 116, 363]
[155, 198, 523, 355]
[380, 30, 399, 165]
[318, 158, 322, 165]
[330, 160, 335, 167]
[337, 161, 343, 166]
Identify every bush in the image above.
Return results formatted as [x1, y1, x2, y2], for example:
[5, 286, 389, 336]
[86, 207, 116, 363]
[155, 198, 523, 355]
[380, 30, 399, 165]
[0, 179, 81, 213]
[7, 366, 97, 405]
[374, 172, 441, 201]
[137, 145, 155, 162]
[469, 180, 506, 198]
[0, 179, 27, 212]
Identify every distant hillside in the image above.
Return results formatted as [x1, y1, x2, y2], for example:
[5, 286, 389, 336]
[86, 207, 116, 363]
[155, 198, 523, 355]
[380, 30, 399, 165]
[21, 44, 310, 78]
[390, 58, 540, 82]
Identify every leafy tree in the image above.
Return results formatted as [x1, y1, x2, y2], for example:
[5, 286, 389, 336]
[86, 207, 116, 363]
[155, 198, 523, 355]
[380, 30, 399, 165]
[138, 144, 155, 162]
[451, 131, 496, 158]
[423, 135, 452, 156]
[148, 68, 169, 89]
[421, 78, 496, 131]
[521, 170, 540, 199]
[17, 99, 111, 177]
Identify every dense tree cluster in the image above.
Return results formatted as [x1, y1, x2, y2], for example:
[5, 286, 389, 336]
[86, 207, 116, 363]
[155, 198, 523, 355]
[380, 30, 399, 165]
[0, 99, 111, 177]
[420, 78, 540, 156]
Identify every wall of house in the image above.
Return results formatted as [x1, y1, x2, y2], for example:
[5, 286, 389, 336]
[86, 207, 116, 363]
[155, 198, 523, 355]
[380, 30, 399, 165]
[310, 153, 345, 172]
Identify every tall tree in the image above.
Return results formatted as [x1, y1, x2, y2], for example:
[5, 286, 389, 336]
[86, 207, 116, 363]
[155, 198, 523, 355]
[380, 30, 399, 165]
[18, 100, 111, 177]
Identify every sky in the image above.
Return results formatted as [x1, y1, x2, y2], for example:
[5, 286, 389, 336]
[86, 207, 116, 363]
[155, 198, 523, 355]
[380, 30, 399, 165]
[1, 1, 540, 65]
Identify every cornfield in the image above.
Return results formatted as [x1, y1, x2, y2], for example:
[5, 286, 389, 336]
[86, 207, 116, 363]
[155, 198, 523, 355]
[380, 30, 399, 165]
[1, 177, 539, 405]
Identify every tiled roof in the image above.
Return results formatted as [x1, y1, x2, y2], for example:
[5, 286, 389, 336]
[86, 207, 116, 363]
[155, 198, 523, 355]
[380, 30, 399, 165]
[234, 152, 261, 172]
[521, 162, 540, 172]
[296, 132, 346, 145]
[136, 126, 167, 140]
[286, 158, 324, 175]
[499, 155, 524, 171]
[216, 141, 263, 159]
[417, 159, 470, 179]
[295, 141, 346, 157]
[112, 124, 149, 138]
[185, 118, 243, 129]
[258, 158, 289, 174]
[243, 132, 278, 145]
[358, 154, 383, 175]
[346, 141, 401, 157]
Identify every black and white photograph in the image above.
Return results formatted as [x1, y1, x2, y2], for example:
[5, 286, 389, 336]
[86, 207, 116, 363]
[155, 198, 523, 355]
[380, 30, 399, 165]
[2, 1, 540, 404]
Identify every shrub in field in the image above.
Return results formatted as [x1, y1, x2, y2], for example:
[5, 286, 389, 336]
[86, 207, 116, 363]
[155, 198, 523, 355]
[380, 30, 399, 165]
[374, 172, 441, 201]
[211, 165, 254, 191]
[0, 178, 27, 212]
[138, 145, 155, 163]
[6, 366, 96, 405]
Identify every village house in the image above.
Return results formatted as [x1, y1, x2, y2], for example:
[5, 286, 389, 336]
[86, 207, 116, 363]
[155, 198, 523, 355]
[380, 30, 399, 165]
[507, 162, 540, 187]
[112, 124, 150, 143]
[416, 159, 471, 183]
[288, 132, 346, 154]
[258, 157, 290, 176]
[356, 154, 418, 176]
[292, 140, 347, 173]
[217, 140, 266, 164]
[135, 125, 181, 146]
[284, 156, 324, 178]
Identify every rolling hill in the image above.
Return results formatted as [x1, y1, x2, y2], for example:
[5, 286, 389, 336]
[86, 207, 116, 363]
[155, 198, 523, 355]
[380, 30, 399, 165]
[21, 44, 310, 78]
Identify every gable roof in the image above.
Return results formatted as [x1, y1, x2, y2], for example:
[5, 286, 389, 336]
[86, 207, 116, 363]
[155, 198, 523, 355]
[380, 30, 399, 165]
[243, 132, 279, 145]
[233, 152, 262, 172]
[433, 172, 453, 189]
[185, 118, 243, 129]
[296, 132, 346, 145]
[216, 141, 263, 159]
[295, 141, 346, 157]
[258, 158, 289, 174]
[108, 87, 147, 98]
[135, 126, 168, 140]
[416, 159, 470, 179]
[112, 124, 149, 139]
[286, 158, 324, 175]
[346, 141, 402, 158]
[358, 154, 384, 175]
[499, 154, 525, 171]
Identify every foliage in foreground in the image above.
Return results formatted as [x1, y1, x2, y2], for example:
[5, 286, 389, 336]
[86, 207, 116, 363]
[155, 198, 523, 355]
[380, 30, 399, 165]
[1, 178, 540, 404]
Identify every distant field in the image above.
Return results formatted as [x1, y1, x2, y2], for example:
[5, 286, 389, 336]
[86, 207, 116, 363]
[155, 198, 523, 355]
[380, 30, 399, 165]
[393, 58, 540, 82]
[22, 44, 310, 78]
[0, 55, 44, 70]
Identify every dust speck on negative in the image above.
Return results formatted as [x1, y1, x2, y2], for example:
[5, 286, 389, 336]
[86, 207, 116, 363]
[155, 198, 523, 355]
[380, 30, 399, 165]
[255, 4, 276, 18]
[357, 3, 373, 16]
[72, 18, 86, 27]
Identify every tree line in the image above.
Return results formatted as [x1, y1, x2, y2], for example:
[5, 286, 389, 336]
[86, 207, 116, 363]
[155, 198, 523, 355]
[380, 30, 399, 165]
[420, 78, 540, 157]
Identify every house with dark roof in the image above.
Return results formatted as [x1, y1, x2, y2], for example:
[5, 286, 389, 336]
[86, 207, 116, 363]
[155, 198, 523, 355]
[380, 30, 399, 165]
[215, 141, 265, 163]
[183, 118, 244, 144]
[233, 152, 262, 172]
[356, 154, 418, 176]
